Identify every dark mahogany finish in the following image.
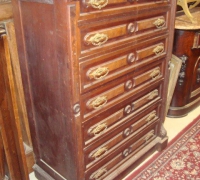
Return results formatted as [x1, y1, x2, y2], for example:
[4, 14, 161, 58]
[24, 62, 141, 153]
[12, 0, 177, 179]
[168, 29, 200, 117]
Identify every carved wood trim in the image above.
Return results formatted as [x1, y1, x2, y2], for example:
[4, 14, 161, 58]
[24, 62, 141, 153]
[178, 55, 188, 86]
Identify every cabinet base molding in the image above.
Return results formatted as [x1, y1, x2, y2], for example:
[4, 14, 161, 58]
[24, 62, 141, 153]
[168, 96, 200, 118]
[34, 137, 168, 180]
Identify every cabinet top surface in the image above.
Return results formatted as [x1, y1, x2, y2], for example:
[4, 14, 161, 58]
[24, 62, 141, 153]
[175, 7, 200, 30]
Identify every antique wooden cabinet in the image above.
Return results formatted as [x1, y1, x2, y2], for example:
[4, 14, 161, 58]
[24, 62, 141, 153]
[168, 8, 200, 117]
[12, 0, 177, 179]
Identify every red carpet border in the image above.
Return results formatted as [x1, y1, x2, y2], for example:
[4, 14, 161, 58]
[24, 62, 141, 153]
[125, 114, 200, 180]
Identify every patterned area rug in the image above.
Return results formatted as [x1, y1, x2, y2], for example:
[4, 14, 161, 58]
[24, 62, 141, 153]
[125, 115, 200, 180]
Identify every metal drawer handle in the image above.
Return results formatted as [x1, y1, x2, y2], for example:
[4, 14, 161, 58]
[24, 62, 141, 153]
[88, 123, 107, 136]
[150, 69, 160, 79]
[90, 168, 107, 180]
[91, 96, 107, 109]
[146, 111, 157, 122]
[147, 90, 159, 100]
[153, 18, 165, 29]
[145, 130, 154, 142]
[84, 33, 108, 46]
[88, 0, 108, 9]
[153, 45, 164, 55]
[88, 67, 109, 80]
[90, 147, 108, 159]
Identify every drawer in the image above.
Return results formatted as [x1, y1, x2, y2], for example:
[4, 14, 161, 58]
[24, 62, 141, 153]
[81, 62, 164, 121]
[80, 38, 166, 93]
[85, 126, 157, 180]
[83, 88, 161, 145]
[80, 0, 167, 13]
[81, 14, 168, 52]
[84, 108, 159, 167]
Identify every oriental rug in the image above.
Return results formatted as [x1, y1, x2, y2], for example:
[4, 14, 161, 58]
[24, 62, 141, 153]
[125, 114, 200, 180]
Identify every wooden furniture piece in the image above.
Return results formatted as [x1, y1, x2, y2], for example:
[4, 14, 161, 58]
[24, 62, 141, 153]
[0, 22, 29, 180]
[168, 8, 200, 117]
[12, 0, 177, 179]
[0, 0, 35, 174]
[4, 20, 35, 174]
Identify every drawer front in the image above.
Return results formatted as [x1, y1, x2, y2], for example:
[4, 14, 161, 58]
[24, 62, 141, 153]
[81, 14, 167, 52]
[80, 0, 166, 13]
[83, 88, 161, 145]
[81, 62, 164, 121]
[85, 126, 157, 180]
[84, 108, 159, 167]
[80, 38, 166, 92]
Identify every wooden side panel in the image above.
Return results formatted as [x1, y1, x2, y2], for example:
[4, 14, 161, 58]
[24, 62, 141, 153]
[0, 35, 29, 180]
[5, 21, 35, 174]
[12, 0, 82, 179]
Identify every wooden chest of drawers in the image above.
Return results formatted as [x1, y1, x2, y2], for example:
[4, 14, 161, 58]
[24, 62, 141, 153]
[12, 0, 177, 179]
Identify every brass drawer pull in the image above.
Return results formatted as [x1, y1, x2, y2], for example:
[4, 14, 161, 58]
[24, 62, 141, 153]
[153, 18, 166, 29]
[88, 67, 109, 80]
[90, 168, 107, 180]
[88, 0, 108, 9]
[84, 33, 108, 46]
[145, 130, 154, 142]
[147, 90, 159, 100]
[88, 123, 107, 136]
[146, 111, 157, 122]
[150, 69, 160, 79]
[153, 45, 164, 55]
[91, 96, 107, 109]
[90, 147, 108, 159]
